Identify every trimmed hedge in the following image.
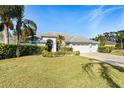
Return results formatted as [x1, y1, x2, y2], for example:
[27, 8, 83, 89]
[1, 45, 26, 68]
[0, 43, 45, 59]
[98, 46, 113, 53]
[0, 44, 17, 59]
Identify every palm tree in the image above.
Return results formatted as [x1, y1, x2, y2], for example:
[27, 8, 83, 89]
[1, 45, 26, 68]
[0, 6, 37, 57]
[16, 19, 37, 57]
[21, 28, 29, 42]
[14, 19, 37, 43]
[5, 19, 14, 43]
[0, 6, 15, 44]
[21, 19, 37, 43]
[57, 35, 65, 51]
[14, 6, 24, 57]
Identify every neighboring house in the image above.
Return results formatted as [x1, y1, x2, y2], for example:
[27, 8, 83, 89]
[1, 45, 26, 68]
[40, 32, 99, 53]
[105, 41, 116, 47]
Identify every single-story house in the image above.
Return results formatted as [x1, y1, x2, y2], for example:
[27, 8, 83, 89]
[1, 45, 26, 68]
[41, 32, 99, 53]
[27, 32, 99, 53]
[105, 41, 116, 47]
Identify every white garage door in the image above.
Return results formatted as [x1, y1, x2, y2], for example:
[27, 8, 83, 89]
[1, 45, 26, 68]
[71, 44, 98, 53]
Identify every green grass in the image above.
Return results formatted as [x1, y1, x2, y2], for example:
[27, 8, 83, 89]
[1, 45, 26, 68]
[0, 55, 124, 88]
[111, 50, 124, 56]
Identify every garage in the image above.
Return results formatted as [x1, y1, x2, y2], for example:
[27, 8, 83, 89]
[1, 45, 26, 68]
[69, 43, 99, 53]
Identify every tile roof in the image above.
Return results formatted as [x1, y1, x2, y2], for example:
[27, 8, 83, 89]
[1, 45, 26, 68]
[41, 32, 99, 44]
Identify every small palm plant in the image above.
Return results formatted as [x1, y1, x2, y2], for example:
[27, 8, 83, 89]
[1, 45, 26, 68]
[57, 35, 65, 51]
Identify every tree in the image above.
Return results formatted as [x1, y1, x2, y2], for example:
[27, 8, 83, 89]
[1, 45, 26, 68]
[13, 29, 18, 43]
[97, 35, 106, 46]
[117, 30, 124, 50]
[103, 32, 110, 41]
[93, 30, 124, 49]
[14, 19, 37, 43]
[21, 19, 37, 42]
[14, 5, 24, 57]
[16, 19, 37, 57]
[0, 6, 37, 57]
[21, 28, 29, 42]
[57, 35, 65, 51]
[0, 6, 15, 44]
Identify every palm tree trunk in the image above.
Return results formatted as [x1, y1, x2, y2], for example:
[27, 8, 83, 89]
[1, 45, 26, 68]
[31, 30, 34, 44]
[16, 20, 21, 57]
[7, 27, 9, 44]
[16, 31, 20, 57]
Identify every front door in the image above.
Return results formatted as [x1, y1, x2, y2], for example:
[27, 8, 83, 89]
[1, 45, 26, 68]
[46, 39, 53, 52]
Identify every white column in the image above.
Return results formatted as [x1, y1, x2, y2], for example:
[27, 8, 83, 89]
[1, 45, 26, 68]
[52, 38, 56, 52]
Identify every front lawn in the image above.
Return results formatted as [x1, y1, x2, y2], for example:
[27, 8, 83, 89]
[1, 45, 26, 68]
[0, 55, 124, 88]
[111, 50, 124, 56]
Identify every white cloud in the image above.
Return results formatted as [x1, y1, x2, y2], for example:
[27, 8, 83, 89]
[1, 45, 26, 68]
[89, 6, 124, 22]
[89, 5, 104, 22]
[88, 6, 124, 37]
[77, 6, 124, 37]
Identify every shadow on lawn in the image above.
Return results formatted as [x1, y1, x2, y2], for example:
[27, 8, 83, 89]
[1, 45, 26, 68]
[81, 58, 122, 88]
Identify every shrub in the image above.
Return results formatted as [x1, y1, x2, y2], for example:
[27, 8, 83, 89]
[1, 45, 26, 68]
[42, 50, 53, 57]
[64, 51, 73, 55]
[115, 43, 121, 49]
[60, 47, 73, 52]
[0, 43, 45, 59]
[42, 50, 48, 57]
[73, 51, 80, 56]
[47, 52, 53, 57]
[0, 44, 17, 59]
[59, 47, 73, 56]
[54, 51, 65, 57]
[20, 45, 45, 56]
[42, 51, 66, 57]
[98, 46, 113, 53]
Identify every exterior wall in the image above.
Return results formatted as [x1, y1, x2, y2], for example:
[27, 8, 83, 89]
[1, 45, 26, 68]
[69, 43, 98, 53]
[90, 44, 98, 52]
[23, 35, 98, 53]
[42, 37, 56, 52]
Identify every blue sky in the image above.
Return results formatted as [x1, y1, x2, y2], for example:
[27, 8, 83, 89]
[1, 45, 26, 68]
[24, 5, 124, 38]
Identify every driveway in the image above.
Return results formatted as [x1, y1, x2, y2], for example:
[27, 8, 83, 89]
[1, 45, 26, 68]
[81, 53, 124, 68]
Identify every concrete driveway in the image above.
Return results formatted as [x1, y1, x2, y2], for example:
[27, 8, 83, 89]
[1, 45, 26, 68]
[81, 53, 124, 67]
